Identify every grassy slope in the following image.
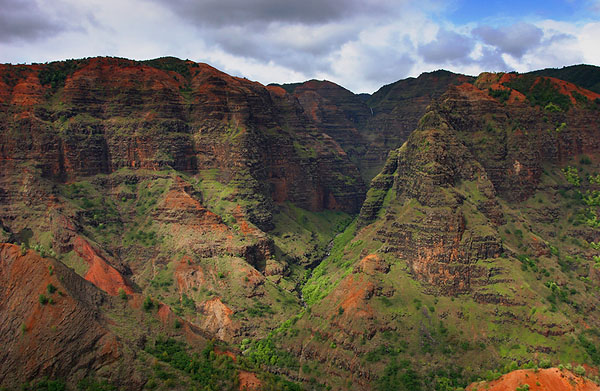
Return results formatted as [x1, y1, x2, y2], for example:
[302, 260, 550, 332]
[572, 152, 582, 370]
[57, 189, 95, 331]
[260, 125, 600, 390]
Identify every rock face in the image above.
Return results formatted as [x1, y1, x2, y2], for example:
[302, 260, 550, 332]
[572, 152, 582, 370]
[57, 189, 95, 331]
[433, 80, 600, 201]
[358, 110, 503, 294]
[280, 70, 474, 182]
[359, 70, 475, 181]
[2, 58, 600, 391]
[357, 75, 600, 293]
[0, 244, 125, 387]
[281, 71, 600, 391]
[279, 80, 371, 166]
[0, 57, 366, 231]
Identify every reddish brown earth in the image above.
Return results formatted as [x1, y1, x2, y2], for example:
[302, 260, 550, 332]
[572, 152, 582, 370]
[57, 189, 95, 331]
[0, 57, 366, 232]
[467, 368, 600, 391]
[73, 236, 134, 296]
[0, 243, 134, 387]
[199, 297, 237, 340]
[238, 370, 262, 391]
[1, 58, 600, 390]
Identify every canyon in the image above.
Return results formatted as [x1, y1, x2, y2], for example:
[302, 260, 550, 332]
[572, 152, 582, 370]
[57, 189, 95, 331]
[0, 57, 599, 390]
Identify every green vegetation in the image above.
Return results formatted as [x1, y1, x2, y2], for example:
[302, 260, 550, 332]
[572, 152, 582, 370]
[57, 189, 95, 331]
[77, 378, 116, 391]
[38, 59, 80, 90]
[140, 57, 195, 79]
[123, 229, 159, 247]
[530, 64, 600, 94]
[39, 294, 50, 305]
[544, 102, 562, 112]
[562, 166, 581, 186]
[145, 337, 236, 391]
[376, 360, 421, 391]
[21, 378, 66, 391]
[5, 60, 600, 391]
[143, 295, 155, 311]
[504, 75, 572, 111]
[301, 220, 357, 306]
[488, 88, 511, 103]
[293, 141, 317, 159]
[245, 336, 298, 369]
[574, 365, 586, 376]
[144, 336, 304, 391]
[246, 301, 275, 317]
[578, 333, 600, 364]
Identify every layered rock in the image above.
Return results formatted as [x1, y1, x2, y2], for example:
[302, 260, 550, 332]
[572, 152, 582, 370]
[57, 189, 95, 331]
[0, 57, 366, 231]
[0, 243, 131, 387]
[359, 110, 503, 294]
[359, 70, 475, 180]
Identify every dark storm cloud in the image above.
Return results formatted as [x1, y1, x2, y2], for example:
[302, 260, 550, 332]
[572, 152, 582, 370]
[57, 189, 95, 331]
[153, 0, 390, 26]
[473, 22, 543, 58]
[417, 29, 474, 64]
[208, 22, 357, 74]
[0, 0, 66, 42]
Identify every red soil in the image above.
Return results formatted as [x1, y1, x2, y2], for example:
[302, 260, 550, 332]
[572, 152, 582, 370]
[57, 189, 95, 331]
[214, 347, 237, 362]
[467, 368, 599, 391]
[175, 255, 206, 293]
[266, 85, 287, 97]
[355, 254, 389, 275]
[73, 236, 134, 296]
[542, 76, 600, 103]
[331, 274, 375, 319]
[232, 204, 260, 236]
[162, 177, 228, 232]
[0, 243, 121, 382]
[456, 83, 497, 101]
[238, 371, 262, 391]
[199, 297, 237, 340]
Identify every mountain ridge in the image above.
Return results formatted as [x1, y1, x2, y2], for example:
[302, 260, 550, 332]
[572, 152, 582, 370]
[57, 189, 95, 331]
[1, 56, 599, 390]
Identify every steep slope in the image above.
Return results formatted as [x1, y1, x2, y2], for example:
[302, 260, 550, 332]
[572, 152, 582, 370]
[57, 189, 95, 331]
[0, 57, 364, 388]
[266, 74, 600, 390]
[281, 71, 475, 183]
[2, 57, 600, 391]
[0, 57, 365, 227]
[0, 243, 135, 387]
[530, 64, 600, 94]
[359, 70, 475, 181]
[274, 79, 371, 167]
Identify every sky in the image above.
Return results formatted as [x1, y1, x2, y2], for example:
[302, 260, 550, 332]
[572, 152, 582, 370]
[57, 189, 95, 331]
[1, 0, 600, 93]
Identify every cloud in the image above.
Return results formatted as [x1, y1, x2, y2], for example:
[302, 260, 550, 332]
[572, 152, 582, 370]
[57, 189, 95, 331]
[151, 0, 396, 26]
[0, 0, 66, 42]
[417, 29, 474, 64]
[473, 22, 544, 58]
[1, 0, 599, 93]
[205, 21, 359, 75]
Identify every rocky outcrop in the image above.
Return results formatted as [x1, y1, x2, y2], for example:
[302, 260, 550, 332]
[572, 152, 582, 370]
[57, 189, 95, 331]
[436, 78, 600, 201]
[0, 57, 366, 231]
[359, 70, 475, 181]
[359, 110, 503, 294]
[280, 71, 474, 183]
[281, 80, 371, 166]
[0, 243, 129, 387]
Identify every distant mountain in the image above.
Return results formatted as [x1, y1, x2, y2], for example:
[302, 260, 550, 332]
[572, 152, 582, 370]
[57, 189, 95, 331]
[529, 64, 600, 94]
[1, 57, 599, 390]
